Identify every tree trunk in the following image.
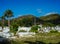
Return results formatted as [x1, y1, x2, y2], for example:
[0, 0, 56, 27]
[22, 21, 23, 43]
[2, 19, 4, 31]
[34, 18, 36, 25]
[8, 19, 10, 27]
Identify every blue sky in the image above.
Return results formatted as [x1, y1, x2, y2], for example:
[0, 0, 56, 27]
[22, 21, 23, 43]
[0, 0, 60, 18]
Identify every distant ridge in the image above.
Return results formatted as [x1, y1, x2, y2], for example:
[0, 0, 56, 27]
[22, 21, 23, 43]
[0, 13, 60, 26]
[40, 13, 60, 25]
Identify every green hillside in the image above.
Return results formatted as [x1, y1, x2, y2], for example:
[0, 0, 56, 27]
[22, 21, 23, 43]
[40, 14, 60, 25]
[40, 14, 60, 21]
[11, 15, 43, 27]
[0, 13, 60, 27]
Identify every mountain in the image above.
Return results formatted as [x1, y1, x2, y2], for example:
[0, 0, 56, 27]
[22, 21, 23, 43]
[0, 13, 60, 27]
[11, 15, 43, 27]
[40, 13, 60, 25]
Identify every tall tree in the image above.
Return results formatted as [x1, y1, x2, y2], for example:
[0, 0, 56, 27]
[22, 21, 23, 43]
[4, 9, 13, 27]
[0, 16, 5, 31]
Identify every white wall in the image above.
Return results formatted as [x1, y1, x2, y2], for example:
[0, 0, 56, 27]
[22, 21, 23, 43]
[18, 26, 31, 32]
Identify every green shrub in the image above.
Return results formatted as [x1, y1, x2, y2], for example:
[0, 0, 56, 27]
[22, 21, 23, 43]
[30, 25, 40, 33]
[10, 22, 18, 34]
[19, 30, 27, 32]
[50, 30, 58, 33]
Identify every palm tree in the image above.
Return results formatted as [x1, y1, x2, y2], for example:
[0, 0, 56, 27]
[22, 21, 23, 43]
[4, 9, 13, 27]
[0, 16, 5, 31]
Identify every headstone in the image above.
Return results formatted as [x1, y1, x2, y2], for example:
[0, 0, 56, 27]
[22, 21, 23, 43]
[3, 27, 10, 33]
[0, 27, 2, 31]
[3, 33, 11, 38]
[43, 27, 50, 32]
[55, 26, 60, 32]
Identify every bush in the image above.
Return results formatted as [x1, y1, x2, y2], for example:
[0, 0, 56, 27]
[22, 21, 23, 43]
[19, 30, 27, 32]
[10, 22, 18, 34]
[30, 25, 40, 33]
[50, 30, 58, 33]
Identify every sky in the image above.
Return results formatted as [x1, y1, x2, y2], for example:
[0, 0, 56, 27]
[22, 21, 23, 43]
[0, 0, 60, 18]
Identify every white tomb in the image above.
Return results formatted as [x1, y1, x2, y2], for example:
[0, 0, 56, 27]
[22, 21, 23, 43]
[17, 32, 35, 37]
[0, 27, 2, 30]
[3, 27, 10, 33]
[18, 26, 31, 32]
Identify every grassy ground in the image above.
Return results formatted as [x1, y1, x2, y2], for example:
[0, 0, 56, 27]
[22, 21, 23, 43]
[10, 33, 60, 44]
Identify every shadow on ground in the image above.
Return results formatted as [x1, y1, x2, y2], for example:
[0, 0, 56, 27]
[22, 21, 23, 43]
[0, 36, 60, 44]
[24, 41, 60, 44]
[0, 36, 11, 44]
[24, 41, 46, 44]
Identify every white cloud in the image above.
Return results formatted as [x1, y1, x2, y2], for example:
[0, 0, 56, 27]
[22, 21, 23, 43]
[37, 9, 42, 13]
[45, 12, 58, 16]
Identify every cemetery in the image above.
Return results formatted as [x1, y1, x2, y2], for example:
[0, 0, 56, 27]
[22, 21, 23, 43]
[0, 25, 60, 38]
